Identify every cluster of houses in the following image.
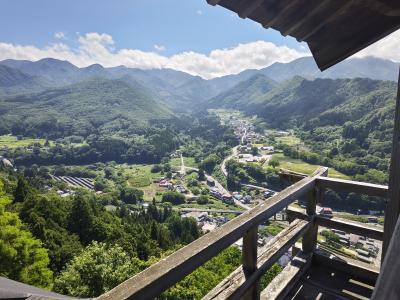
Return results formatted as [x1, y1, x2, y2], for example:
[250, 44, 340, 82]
[181, 211, 228, 233]
[232, 192, 252, 204]
[158, 178, 187, 194]
[209, 187, 233, 204]
[228, 117, 249, 139]
[237, 142, 274, 165]
[330, 229, 380, 263]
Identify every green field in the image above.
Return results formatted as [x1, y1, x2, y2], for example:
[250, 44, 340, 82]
[0, 135, 46, 149]
[275, 135, 301, 146]
[170, 156, 198, 168]
[271, 153, 350, 180]
[115, 164, 162, 187]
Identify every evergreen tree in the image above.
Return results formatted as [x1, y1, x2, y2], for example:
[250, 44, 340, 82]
[0, 181, 53, 288]
[13, 176, 30, 202]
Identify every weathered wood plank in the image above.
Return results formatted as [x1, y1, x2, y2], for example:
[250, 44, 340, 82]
[203, 219, 309, 300]
[383, 68, 400, 258]
[316, 215, 384, 241]
[302, 168, 328, 253]
[98, 168, 327, 300]
[242, 227, 260, 300]
[372, 215, 400, 299]
[313, 249, 379, 285]
[206, 0, 222, 6]
[316, 177, 388, 198]
[237, 0, 265, 19]
[287, 207, 384, 240]
[260, 252, 312, 300]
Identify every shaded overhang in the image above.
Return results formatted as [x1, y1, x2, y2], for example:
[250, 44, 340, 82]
[206, 0, 400, 70]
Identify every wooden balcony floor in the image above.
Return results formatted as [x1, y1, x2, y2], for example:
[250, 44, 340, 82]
[285, 254, 376, 300]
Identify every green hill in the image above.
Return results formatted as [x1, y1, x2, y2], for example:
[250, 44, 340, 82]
[0, 65, 49, 97]
[206, 74, 278, 109]
[0, 77, 172, 137]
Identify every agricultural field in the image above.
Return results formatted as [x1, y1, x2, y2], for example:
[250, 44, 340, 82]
[271, 153, 350, 180]
[0, 135, 47, 149]
[275, 135, 301, 146]
[114, 164, 162, 187]
[170, 156, 198, 168]
[51, 175, 94, 189]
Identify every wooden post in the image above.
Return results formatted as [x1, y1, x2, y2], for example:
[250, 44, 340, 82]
[242, 227, 260, 300]
[383, 68, 400, 259]
[302, 170, 327, 253]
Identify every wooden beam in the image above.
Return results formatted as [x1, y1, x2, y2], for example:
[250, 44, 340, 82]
[242, 227, 260, 300]
[262, 0, 299, 30]
[316, 216, 384, 241]
[260, 252, 312, 300]
[302, 168, 328, 253]
[287, 207, 384, 241]
[203, 219, 309, 300]
[206, 0, 222, 6]
[98, 168, 327, 300]
[383, 67, 400, 258]
[313, 250, 379, 285]
[237, 0, 265, 19]
[372, 215, 400, 299]
[282, 0, 329, 36]
[316, 177, 388, 198]
[297, 1, 353, 42]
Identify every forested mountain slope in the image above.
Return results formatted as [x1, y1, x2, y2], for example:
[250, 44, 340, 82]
[0, 65, 50, 97]
[209, 75, 397, 182]
[205, 74, 278, 109]
[0, 77, 172, 137]
[1, 56, 397, 111]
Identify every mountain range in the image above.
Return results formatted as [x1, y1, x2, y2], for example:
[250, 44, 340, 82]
[0, 55, 398, 139]
[0, 56, 398, 111]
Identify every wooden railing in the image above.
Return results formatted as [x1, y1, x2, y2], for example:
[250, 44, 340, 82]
[98, 168, 387, 300]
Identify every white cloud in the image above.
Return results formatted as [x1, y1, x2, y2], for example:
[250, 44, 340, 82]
[154, 44, 166, 52]
[196, 10, 203, 15]
[353, 30, 400, 61]
[0, 32, 310, 79]
[54, 32, 66, 39]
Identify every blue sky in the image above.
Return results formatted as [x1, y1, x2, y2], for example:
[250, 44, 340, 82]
[0, 0, 303, 54]
[0, 0, 398, 78]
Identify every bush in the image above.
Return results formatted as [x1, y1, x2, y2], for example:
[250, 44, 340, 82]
[190, 187, 201, 195]
[162, 191, 185, 205]
[120, 187, 144, 204]
[196, 195, 209, 205]
[151, 165, 162, 173]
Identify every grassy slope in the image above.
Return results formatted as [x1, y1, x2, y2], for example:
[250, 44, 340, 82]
[272, 153, 350, 180]
[0, 134, 46, 148]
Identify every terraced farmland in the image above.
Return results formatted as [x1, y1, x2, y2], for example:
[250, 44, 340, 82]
[51, 175, 94, 189]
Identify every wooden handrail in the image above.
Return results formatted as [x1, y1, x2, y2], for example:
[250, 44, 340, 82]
[203, 219, 310, 300]
[287, 207, 384, 240]
[97, 167, 328, 300]
[316, 177, 388, 198]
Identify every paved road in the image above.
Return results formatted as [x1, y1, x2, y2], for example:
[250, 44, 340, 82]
[180, 153, 186, 176]
[221, 145, 238, 176]
[179, 162, 251, 210]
